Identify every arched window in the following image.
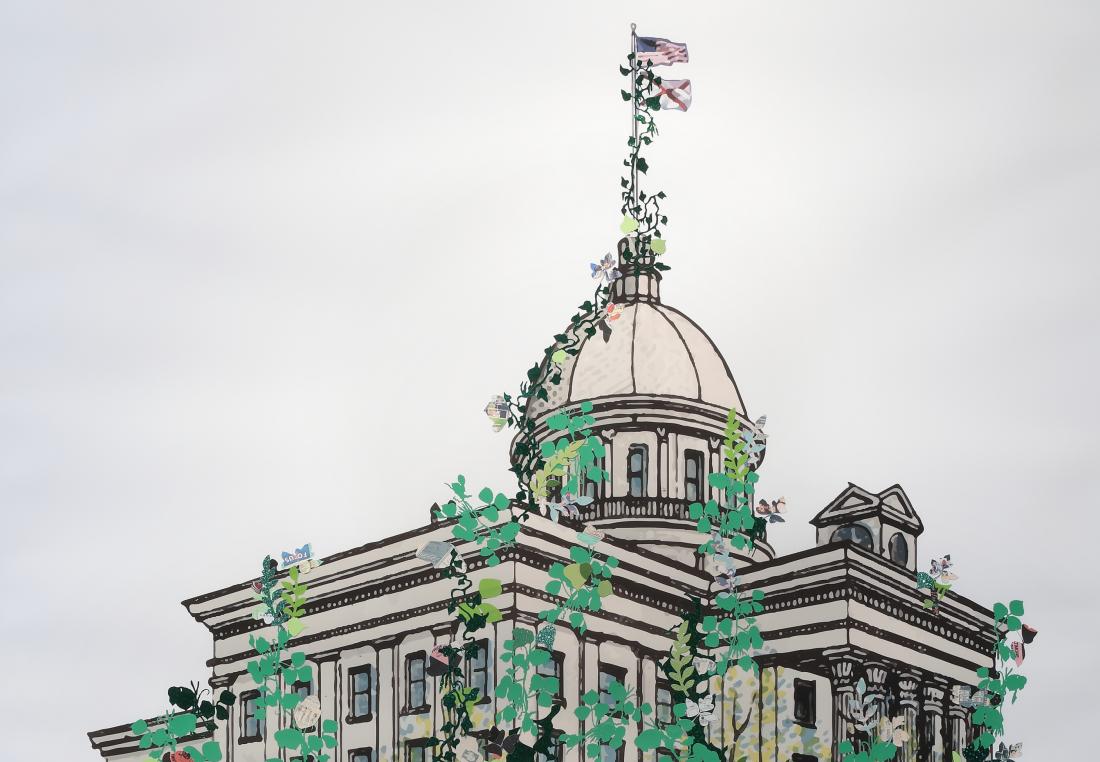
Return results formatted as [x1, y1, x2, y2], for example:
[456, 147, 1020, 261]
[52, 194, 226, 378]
[627, 444, 648, 498]
[831, 524, 874, 550]
[888, 533, 909, 565]
[684, 449, 704, 501]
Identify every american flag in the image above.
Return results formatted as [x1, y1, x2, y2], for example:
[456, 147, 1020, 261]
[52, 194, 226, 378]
[657, 79, 692, 111]
[636, 36, 689, 66]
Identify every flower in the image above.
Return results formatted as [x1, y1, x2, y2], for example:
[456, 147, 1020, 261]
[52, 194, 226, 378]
[605, 302, 624, 322]
[877, 716, 909, 747]
[484, 395, 509, 432]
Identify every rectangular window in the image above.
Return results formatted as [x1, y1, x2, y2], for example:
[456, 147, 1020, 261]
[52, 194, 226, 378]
[349, 665, 374, 720]
[535, 650, 565, 707]
[468, 640, 490, 704]
[405, 741, 432, 762]
[655, 680, 673, 725]
[406, 652, 428, 712]
[536, 732, 563, 762]
[240, 690, 264, 742]
[627, 444, 648, 498]
[350, 750, 374, 762]
[684, 449, 704, 501]
[598, 664, 627, 762]
[793, 678, 816, 726]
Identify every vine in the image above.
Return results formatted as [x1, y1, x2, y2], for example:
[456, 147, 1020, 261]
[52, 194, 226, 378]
[129, 554, 335, 762]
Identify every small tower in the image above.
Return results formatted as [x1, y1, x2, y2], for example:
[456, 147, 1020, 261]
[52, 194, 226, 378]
[810, 483, 924, 571]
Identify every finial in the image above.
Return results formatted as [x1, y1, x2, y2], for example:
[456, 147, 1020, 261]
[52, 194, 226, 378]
[631, 22, 637, 32]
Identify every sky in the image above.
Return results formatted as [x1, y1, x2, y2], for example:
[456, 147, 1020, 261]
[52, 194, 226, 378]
[1, 1, 1098, 758]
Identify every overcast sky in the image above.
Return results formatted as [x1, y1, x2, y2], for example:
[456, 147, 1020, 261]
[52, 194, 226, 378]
[2, 2, 1098, 759]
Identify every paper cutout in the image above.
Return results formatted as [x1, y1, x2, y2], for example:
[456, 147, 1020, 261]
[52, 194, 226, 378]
[484, 395, 509, 432]
[416, 540, 456, 569]
[279, 544, 312, 569]
[292, 694, 321, 728]
[754, 497, 786, 523]
[590, 252, 622, 285]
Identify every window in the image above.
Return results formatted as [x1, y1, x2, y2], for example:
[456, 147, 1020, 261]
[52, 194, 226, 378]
[684, 449, 704, 501]
[627, 444, 648, 498]
[405, 652, 428, 712]
[793, 678, 816, 726]
[536, 732, 563, 762]
[535, 650, 566, 708]
[405, 740, 432, 762]
[240, 690, 264, 742]
[656, 680, 673, 724]
[831, 524, 874, 551]
[350, 750, 374, 762]
[888, 533, 909, 566]
[469, 640, 490, 703]
[598, 664, 627, 762]
[349, 665, 373, 721]
[291, 677, 316, 730]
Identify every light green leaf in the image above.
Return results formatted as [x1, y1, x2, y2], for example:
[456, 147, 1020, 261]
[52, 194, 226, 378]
[620, 215, 639, 234]
[478, 578, 503, 599]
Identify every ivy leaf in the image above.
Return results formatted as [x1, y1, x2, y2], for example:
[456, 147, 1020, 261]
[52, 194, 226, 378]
[274, 727, 305, 750]
[650, 238, 666, 255]
[166, 713, 197, 737]
[636, 157, 649, 174]
[620, 89, 632, 101]
[620, 215, 639, 234]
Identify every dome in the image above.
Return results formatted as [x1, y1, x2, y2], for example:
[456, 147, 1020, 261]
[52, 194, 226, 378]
[530, 239, 746, 419]
[518, 238, 772, 567]
[538, 300, 746, 414]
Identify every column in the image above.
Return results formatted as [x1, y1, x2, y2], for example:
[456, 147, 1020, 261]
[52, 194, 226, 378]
[317, 655, 340, 754]
[431, 626, 453, 736]
[946, 688, 970, 758]
[651, 424, 668, 497]
[708, 436, 722, 504]
[896, 673, 920, 762]
[863, 662, 889, 724]
[920, 681, 946, 762]
[827, 654, 858, 758]
[375, 639, 397, 762]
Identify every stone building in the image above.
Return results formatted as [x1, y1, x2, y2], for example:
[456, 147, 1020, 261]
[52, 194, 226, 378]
[89, 244, 994, 762]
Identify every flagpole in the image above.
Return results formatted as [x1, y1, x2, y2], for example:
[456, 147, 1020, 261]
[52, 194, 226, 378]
[630, 22, 639, 224]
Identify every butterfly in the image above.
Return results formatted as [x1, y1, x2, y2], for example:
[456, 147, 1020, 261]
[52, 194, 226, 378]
[484, 395, 509, 432]
[739, 415, 768, 466]
[993, 742, 1022, 760]
[590, 253, 622, 286]
[292, 694, 321, 729]
[546, 493, 594, 522]
[280, 544, 312, 569]
[596, 302, 625, 343]
[877, 716, 909, 747]
[930, 555, 957, 581]
[755, 497, 787, 523]
[684, 694, 716, 725]
[952, 686, 991, 708]
[578, 523, 605, 544]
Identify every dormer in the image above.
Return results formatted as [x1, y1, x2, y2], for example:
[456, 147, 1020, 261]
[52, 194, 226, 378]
[810, 483, 924, 571]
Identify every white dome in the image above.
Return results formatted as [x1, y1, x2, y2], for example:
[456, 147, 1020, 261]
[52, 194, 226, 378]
[535, 300, 746, 415]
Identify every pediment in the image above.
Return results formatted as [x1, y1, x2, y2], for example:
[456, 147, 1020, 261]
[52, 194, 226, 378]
[811, 482, 923, 535]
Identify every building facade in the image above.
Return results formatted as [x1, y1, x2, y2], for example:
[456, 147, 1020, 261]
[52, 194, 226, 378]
[89, 245, 994, 762]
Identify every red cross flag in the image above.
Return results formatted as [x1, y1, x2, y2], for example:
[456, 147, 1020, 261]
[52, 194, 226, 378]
[658, 79, 692, 111]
